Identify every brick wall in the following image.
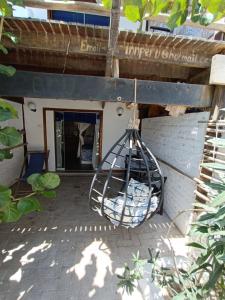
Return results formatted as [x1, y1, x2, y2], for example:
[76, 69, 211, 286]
[0, 100, 24, 186]
[142, 112, 209, 234]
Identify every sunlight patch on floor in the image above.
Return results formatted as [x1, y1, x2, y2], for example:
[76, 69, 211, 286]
[67, 240, 112, 288]
[9, 267, 22, 282]
[20, 240, 52, 265]
[3, 244, 25, 263]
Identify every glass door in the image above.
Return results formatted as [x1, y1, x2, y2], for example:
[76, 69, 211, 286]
[55, 111, 65, 171]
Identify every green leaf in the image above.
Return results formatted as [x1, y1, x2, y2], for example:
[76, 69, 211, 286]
[38, 173, 60, 190]
[214, 206, 225, 220]
[0, 98, 18, 121]
[0, 127, 22, 146]
[190, 262, 212, 275]
[196, 250, 211, 265]
[150, 0, 170, 16]
[0, 149, 13, 161]
[201, 162, 225, 171]
[27, 173, 45, 192]
[204, 262, 223, 290]
[2, 203, 21, 222]
[201, 0, 225, 21]
[207, 138, 225, 148]
[0, 185, 11, 209]
[191, 0, 201, 23]
[167, 0, 188, 30]
[210, 240, 225, 249]
[27, 173, 40, 186]
[205, 182, 225, 193]
[217, 255, 225, 262]
[189, 224, 210, 236]
[124, 4, 141, 22]
[17, 197, 41, 215]
[198, 212, 216, 222]
[0, 64, 16, 77]
[27, 173, 60, 192]
[216, 219, 225, 228]
[102, 0, 112, 9]
[0, 0, 13, 16]
[123, 0, 144, 22]
[211, 191, 225, 207]
[2, 32, 19, 44]
[186, 242, 206, 250]
[41, 190, 56, 198]
[199, 12, 215, 26]
[0, 43, 8, 55]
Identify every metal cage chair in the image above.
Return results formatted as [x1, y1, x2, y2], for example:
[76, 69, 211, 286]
[89, 129, 164, 228]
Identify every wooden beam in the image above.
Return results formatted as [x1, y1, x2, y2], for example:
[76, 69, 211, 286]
[24, 0, 225, 32]
[0, 71, 213, 107]
[0, 50, 192, 80]
[3, 30, 213, 68]
[113, 58, 119, 78]
[105, 0, 120, 77]
[189, 68, 210, 84]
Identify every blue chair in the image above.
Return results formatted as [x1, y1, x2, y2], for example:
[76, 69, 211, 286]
[14, 150, 49, 196]
[21, 152, 46, 181]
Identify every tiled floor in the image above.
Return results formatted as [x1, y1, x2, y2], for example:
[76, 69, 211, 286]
[0, 176, 185, 300]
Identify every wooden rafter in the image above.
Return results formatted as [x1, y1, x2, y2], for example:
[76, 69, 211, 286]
[195, 87, 225, 204]
[105, 0, 121, 77]
[3, 19, 225, 69]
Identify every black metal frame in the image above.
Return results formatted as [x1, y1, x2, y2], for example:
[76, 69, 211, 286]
[89, 129, 164, 228]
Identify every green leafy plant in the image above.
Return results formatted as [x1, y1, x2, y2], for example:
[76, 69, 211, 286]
[0, 0, 21, 76]
[118, 159, 225, 299]
[118, 190, 225, 298]
[0, 173, 60, 223]
[102, 0, 225, 30]
[0, 0, 60, 223]
[118, 252, 147, 294]
[0, 92, 61, 223]
[0, 95, 23, 161]
[0, 96, 61, 223]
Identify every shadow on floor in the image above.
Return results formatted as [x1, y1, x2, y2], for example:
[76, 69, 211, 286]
[0, 176, 184, 300]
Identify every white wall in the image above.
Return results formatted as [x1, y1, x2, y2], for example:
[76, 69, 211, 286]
[24, 98, 133, 171]
[13, 6, 47, 19]
[142, 113, 209, 178]
[0, 100, 24, 186]
[142, 112, 209, 234]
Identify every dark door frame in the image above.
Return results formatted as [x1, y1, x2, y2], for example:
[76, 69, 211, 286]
[43, 107, 103, 171]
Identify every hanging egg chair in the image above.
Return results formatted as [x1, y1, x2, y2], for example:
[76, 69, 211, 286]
[89, 80, 164, 228]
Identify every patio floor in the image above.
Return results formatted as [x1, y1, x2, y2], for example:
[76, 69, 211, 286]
[0, 176, 185, 300]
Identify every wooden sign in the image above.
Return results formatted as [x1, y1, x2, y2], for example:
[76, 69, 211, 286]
[4, 31, 212, 68]
[79, 38, 211, 67]
[120, 44, 211, 67]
